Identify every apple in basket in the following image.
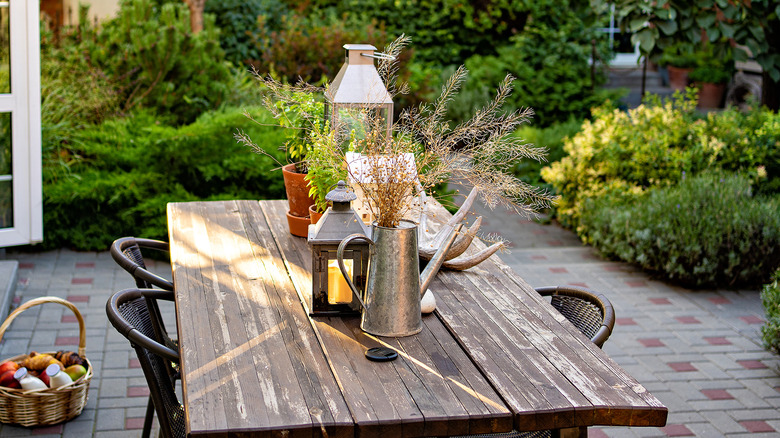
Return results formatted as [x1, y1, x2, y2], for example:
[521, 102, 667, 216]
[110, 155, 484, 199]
[0, 361, 18, 375]
[64, 364, 87, 382]
[0, 370, 20, 389]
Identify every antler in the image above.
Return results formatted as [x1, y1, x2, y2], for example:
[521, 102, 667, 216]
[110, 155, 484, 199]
[417, 186, 504, 270]
[418, 187, 480, 259]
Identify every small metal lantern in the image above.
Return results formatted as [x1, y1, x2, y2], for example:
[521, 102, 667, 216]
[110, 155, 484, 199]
[325, 44, 394, 140]
[307, 181, 370, 316]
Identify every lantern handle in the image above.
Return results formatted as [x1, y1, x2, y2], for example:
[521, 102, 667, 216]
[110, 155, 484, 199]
[337, 233, 374, 311]
[361, 52, 396, 61]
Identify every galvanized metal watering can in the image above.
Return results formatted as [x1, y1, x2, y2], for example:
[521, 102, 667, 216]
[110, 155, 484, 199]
[337, 220, 461, 337]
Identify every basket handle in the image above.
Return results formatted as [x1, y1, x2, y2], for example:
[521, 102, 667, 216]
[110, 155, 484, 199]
[0, 297, 87, 358]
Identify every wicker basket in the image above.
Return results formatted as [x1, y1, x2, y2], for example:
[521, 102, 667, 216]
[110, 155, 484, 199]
[0, 297, 93, 427]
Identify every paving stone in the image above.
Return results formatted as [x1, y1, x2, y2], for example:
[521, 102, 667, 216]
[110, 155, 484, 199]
[94, 408, 127, 431]
[699, 410, 744, 434]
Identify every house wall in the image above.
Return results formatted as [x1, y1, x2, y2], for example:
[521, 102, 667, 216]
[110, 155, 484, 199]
[61, 0, 120, 26]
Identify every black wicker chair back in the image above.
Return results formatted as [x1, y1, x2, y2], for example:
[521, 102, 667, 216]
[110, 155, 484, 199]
[536, 285, 615, 348]
[106, 288, 185, 438]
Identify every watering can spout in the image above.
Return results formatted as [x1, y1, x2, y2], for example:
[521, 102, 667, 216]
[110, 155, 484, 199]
[419, 224, 462, 297]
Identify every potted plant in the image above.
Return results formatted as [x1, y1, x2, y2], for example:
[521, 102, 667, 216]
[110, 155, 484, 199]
[304, 121, 349, 224]
[658, 42, 698, 91]
[689, 46, 733, 109]
[237, 81, 324, 236]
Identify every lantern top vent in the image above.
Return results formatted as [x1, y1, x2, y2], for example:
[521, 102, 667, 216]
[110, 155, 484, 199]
[326, 44, 393, 105]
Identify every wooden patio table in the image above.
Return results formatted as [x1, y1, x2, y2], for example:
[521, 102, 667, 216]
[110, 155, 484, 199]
[167, 199, 667, 438]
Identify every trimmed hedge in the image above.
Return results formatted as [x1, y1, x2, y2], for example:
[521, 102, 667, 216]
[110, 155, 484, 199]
[41, 107, 287, 250]
[761, 269, 780, 354]
[541, 91, 780, 287]
[582, 172, 780, 287]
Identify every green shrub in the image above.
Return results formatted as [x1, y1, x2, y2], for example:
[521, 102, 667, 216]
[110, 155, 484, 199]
[512, 118, 583, 189]
[447, 5, 619, 127]
[41, 107, 287, 250]
[249, 8, 388, 84]
[761, 269, 780, 354]
[205, 0, 287, 67]
[542, 90, 780, 231]
[42, 0, 233, 126]
[582, 172, 780, 288]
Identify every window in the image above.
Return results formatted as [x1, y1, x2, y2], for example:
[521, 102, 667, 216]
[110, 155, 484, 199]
[598, 4, 642, 67]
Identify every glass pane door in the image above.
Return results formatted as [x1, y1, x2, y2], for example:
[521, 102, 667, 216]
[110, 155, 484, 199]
[0, 0, 43, 246]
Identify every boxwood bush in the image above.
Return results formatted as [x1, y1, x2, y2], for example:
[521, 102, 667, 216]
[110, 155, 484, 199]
[761, 270, 780, 354]
[541, 91, 780, 287]
[41, 107, 287, 250]
[582, 172, 780, 287]
[542, 90, 780, 231]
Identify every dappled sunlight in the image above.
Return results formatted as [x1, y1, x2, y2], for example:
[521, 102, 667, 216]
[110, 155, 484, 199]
[363, 332, 507, 411]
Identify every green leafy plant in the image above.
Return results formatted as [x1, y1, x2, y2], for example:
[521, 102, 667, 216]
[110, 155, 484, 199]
[542, 90, 780, 231]
[761, 269, 780, 354]
[447, 5, 619, 127]
[582, 171, 780, 288]
[605, 0, 780, 83]
[658, 42, 699, 68]
[237, 80, 327, 174]
[204, 0, 287, 67]
[41, 107, 287, 250]
[249, 7, 387, 84]
[43, 0, 233, 126]
[304, 122, 349, 213]
[689, 65, 732, 84]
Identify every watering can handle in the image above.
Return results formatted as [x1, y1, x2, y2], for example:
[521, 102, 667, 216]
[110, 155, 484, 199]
[337, 234, 374, 310]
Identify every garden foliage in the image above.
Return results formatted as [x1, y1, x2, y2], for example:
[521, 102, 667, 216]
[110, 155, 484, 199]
[42, 0, 232, 126]
[444, 3, 619, 127]
[542, 90, 780, 287]
[582, 172, 780, 287]
[42, 107, 287, 250]
[204, 0, 286, 67]
[761, 269, 780, 354]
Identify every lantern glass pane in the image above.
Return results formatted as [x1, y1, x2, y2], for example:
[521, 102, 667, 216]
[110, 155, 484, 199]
[335, 106, 389, 141]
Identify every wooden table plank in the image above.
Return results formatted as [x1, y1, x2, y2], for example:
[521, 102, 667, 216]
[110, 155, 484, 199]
[169, 201, 353, 438]
[261, 200, 514, 438]
[424, 201, 668, 430]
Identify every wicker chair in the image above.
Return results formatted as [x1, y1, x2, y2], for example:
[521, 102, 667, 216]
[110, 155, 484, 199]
[535, 285, 615, 349]
[110, 237, 179, 438]
[106, 288, 185, 438]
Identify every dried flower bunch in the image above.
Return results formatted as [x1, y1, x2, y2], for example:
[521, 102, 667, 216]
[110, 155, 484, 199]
[238, 35, 556, 229]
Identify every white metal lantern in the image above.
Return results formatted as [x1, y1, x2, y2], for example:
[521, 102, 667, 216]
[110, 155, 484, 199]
[325, 44, 394, 140]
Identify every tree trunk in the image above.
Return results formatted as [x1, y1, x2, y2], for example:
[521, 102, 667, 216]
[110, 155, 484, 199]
[183, 0, 205, 34]
[762, 73, 779, 112]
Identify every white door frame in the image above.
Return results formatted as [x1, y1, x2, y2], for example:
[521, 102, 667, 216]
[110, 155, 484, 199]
[0, 0, 42, 246]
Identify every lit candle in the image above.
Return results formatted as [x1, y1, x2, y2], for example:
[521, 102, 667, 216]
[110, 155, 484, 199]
[328, 259, 353, 304]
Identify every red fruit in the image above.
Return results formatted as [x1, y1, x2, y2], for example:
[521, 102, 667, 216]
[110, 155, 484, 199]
[0, 361, 19, 375]
[39, 371, 50, 387]
[0, 370, 20, 389]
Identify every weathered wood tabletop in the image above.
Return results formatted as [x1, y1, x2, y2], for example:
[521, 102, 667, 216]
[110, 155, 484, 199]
[167, 200, 667, 437]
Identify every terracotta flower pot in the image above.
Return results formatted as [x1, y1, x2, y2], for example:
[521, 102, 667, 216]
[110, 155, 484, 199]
[696, 82, 726, 109]
[282, 163, 315, 218]
[667, 66, 693, 91]
[309, 204, 324, 225]
[286, 211, 311, 238]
